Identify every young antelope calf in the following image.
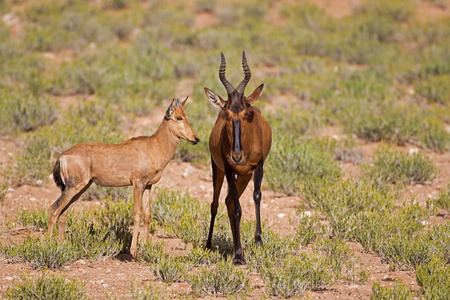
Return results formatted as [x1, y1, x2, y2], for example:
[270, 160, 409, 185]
[47, 98, 199, 257]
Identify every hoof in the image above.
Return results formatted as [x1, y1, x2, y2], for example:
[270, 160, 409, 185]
[255, 239, 263, 247]
[232, 257, 246, 266]
[130, 248, 138, 259]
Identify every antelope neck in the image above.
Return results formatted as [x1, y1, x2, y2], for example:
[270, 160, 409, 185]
[153, 119, 180, 152]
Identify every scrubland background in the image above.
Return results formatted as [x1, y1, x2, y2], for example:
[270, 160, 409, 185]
[0, 0, 449, 299]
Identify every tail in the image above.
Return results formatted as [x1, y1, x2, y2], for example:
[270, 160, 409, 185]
[53, 159, 65, 191]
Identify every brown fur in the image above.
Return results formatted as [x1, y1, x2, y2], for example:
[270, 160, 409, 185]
[47, 98, 199, 258]
[204, 52, 272, 264]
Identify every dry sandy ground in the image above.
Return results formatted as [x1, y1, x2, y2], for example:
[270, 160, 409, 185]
[1, 0, 450, 298]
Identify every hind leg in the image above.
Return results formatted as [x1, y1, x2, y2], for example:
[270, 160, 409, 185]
[56, 182, 92, 241]
[47, 181, 90, 239]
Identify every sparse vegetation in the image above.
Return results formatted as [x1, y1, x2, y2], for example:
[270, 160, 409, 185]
[0, 0, 449, 298]
[4, 273, 87, 300]
[433, 185, 450, 211]
[366, 146, 437, 185]
[188, 259, 251, 297]
[371, 281, 416, 300]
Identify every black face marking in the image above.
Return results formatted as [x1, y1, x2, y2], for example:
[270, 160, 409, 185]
[232, 118, 241, 156]
[228, 90, 245, 114]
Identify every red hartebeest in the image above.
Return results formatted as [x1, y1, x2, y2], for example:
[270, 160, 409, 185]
[47, 98, 199, 258]
[204, 52, 272, 265]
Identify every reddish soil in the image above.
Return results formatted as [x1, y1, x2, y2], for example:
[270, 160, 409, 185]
[1, 1, 449, 299]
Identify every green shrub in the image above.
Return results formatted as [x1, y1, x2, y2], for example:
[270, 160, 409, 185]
[188, 259, 251, 297]
[294, 211, 325, 246]
[17, 208, 49, 230]
[356, 0, 417, 23]
[184, 246, 222, 267]
[416, 256, 450, 299]
[305, 179, 396, 240]
[151, 188, 209, 247]
[433, 185, 450, 211]
[150, 255, 186, 285]
[341, 100, 419, 145]
[1, 236, 79, 269]
[367, 146, 437, 185]
[3, 135, 53, 187]
[260, 254, 333, 298]
[131, 282, 166, 300]
[417, 74, 450, 105]
[66, 211, 124, 261]
[137, 239, 165, 264]
[266, 138, 342, 195]
[0, 92, 58, 134]
[371, 281, 416, 300]
[356, 204, 439, 269]
[419, 118, 450, 152]
[4, 273, 87, 300]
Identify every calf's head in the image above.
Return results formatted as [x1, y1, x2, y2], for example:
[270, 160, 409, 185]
[165, 97, 200, 145]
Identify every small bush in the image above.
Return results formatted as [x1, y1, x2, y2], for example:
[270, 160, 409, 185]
[1, 236, 78, 269]
[419, 118, 450, 153]
[0, 92, 58, 134]
[150, 255, 186, 285]
[356, 0, 417, 23]
[433, 185, 450, 211]
[137, 239, 165, 264]
[67, 211, 124, 261]
[371, 281, 416, 300]
[305, 179, 396, 240]
[295, 211, 325, 246]
[4, 273, 87, 300]
[151, 188, 209, 247]
[17, 208, 49, 230]
[367, 147, 437, 185]
[184, 246, 222, 267]
[260, 254, 333, 298]
[416, 256, 450, 299]
[266, 138, 342, 195]
[131, 282, 166, 300]
[417, 74, 450, 105]
[3, 135, 52, 187]
[188, 259, 251, 297]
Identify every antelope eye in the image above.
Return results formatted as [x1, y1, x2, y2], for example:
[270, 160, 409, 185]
[177, 117, 183, 121]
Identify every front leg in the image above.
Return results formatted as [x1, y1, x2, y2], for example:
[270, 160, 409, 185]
[130, 181, 146, 259]
[253, 161, 264, 246]
[225, 166, 245, 265]
[206, 158, 224, 250]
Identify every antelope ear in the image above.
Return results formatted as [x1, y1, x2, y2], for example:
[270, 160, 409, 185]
[181, 96, 189, 106]
[165, 98, 176, 119]
[204, 87, 226, 108]
[246, 84, 264, 106]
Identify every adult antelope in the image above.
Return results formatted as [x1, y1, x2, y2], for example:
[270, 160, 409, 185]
[204, 52, 272, 265]
[47, 98, 199, 258]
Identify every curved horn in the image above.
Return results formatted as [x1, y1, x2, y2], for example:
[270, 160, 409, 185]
[236, 51, 251, 95]
[219, 52, 235, 94]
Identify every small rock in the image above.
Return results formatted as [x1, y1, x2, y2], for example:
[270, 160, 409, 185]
[7, 188, 14, 192]
[5, 276, 13, 281]
[409, 148, 419, 154]
[277, 213, 285, 218]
